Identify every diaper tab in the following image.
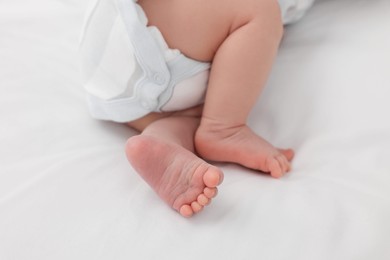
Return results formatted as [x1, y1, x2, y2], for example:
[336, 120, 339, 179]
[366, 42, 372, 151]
[152, 72, 167, 85]
[138, 81, 162, 110]
[119, 0, 173, 113]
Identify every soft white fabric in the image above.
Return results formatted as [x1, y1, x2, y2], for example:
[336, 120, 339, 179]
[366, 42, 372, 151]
[1, 0, 390, 259]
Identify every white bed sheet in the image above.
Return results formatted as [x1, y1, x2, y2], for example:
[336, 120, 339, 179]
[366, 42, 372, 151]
[1, 0, 390, 259]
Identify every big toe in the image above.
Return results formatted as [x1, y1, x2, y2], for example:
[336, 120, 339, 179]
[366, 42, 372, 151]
[203, 167, 224, 188]
[268, 156, 285, 178]
[180, 205, 194, 218]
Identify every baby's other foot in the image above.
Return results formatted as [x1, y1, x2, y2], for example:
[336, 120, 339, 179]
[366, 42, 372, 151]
[126, 135, 223, 217]
[195, 122, 294, 178]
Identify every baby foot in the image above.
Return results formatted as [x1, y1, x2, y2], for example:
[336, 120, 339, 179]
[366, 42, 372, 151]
[195, 123, 294, 178]
[125, 135, 224, 217]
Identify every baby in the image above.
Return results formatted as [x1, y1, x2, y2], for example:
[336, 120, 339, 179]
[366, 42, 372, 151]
[80, 0, 314, 217]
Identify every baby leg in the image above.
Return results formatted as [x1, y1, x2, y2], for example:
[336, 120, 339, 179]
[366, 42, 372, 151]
[195, 0, 294, 177]
[126, 111, 223, 218]
[137, 0, 294, 178]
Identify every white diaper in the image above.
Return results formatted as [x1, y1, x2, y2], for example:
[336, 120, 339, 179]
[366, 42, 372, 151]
[79, 0, 314, 123]
[278, 0, 316, 24]
[79, 0, 210, 122]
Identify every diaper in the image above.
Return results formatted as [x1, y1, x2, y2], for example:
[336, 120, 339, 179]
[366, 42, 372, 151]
[278, 0, 316, 24]
[79, 0, 210, 122]
[79, 0, 314, 123]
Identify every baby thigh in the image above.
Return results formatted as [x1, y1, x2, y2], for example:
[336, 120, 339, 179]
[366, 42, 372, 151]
[138, 0, 282, 62]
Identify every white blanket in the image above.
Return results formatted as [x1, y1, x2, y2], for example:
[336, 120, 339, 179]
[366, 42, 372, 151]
[1, 0, 390, 259]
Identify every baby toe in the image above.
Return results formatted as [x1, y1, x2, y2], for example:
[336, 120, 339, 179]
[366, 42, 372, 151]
[268, 157, 283, 179]
[276, 154, 288, 173]
[203, 167, 223, 188]
[180, 205, 194, 218]
[197, 194, 210, 206]
[191, 201, 203, 213]
[204, 187, 218, 199]
[278, 148, 295, 161]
